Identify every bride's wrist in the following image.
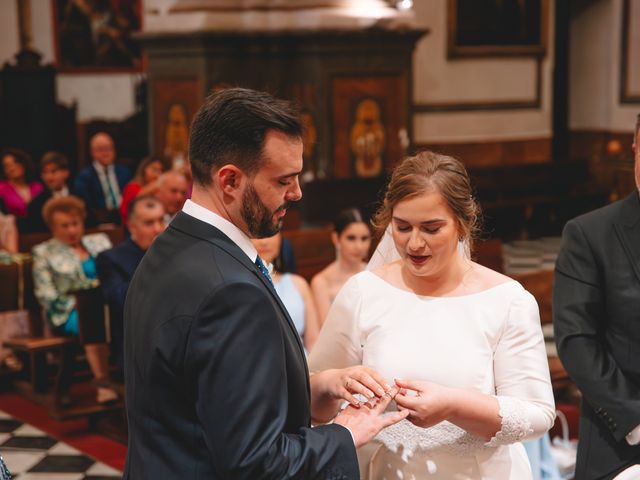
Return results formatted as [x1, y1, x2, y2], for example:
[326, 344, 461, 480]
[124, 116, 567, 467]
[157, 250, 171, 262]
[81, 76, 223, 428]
[444, 387, 463, 419]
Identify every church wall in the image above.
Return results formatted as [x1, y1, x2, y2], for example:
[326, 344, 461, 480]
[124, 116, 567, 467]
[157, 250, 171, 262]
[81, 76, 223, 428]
[569, 0, 637, 133]
[410, 0, 555, 166]
[1, 0, 636, 161]
[0, 0, 139, 123]
[568, 0, 638, 178]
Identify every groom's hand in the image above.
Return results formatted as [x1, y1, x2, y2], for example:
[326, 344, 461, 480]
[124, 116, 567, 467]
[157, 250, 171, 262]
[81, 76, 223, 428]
[333, 386, 409, 448]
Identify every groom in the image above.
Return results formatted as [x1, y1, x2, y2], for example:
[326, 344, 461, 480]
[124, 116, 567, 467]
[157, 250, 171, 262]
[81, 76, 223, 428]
[124, 88, 401, 479]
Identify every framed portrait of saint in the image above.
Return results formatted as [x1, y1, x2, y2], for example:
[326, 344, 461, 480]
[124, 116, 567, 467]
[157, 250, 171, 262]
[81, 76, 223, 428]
[332, 75, 407, 179]
[51, 0, 143, 72]
[448, 0, 548, 58]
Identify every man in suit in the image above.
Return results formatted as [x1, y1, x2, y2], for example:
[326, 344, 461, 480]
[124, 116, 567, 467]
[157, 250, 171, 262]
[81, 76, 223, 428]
[155, 169, 189, 224]
[74, 132, 131, 223]
[553, 114, 640, 479]
[124, 88, 405, 479]
[97, 195, 165, 374]
[24, 151, 96, 232]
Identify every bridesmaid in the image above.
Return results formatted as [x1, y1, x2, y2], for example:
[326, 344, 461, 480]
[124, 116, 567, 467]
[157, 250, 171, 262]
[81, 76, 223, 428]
[310, 208, 371, 325]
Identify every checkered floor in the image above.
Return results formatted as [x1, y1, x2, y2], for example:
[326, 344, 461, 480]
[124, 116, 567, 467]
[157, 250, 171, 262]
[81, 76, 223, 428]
[502, 236, 562, 274]
[0, 410, 121, 479]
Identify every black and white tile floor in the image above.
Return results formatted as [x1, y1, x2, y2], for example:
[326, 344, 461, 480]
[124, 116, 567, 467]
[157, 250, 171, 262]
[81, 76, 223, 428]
[0, 410, 121, 480]
[502, 237, 562, 275]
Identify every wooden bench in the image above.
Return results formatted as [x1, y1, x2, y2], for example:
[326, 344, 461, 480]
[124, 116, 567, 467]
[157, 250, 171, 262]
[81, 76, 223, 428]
[510, 269, 574, 393]
[283, 227, 334, 281]
[472, 238, 503, 273]
[3, 336, 75, 401]
[18, 225, 125, 253]
[3, 277, 115, 412]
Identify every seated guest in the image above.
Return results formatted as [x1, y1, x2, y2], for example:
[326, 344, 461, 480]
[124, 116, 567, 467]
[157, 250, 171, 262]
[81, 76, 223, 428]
[32, 196, 117, 404]
[252, 233, 320, 351]
[310, 207, 371, 325]
[25, 152, 75, 233]
[74, 132, 131, 223]
[0, 148, 43, 223]
[119, 155, 168, 224]
[155, 170, 188, 224]
[97, 195, 165, 372]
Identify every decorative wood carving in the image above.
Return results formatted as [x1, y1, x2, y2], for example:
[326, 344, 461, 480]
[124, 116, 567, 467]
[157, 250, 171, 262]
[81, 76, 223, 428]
[332, 75, 407, 178]
[151, 78, 201, 164]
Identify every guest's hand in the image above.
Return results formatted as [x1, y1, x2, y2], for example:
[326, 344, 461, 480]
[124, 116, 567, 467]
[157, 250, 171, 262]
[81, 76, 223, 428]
[334, 386, 409, 448]
[394, 378, 458, 428]
[312, 367, 392, 407]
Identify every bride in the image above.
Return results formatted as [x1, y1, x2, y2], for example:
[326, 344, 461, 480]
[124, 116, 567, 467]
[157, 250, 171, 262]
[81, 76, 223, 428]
[308, 151, 555, 479]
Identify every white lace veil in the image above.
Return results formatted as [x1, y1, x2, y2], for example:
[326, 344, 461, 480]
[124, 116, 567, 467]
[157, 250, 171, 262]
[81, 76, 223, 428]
[366, 224, 471, 271]
[367, 224, 399, 271]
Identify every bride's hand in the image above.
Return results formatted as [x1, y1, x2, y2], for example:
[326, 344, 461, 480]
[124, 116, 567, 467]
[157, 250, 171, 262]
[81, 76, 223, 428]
[313, 367, 392, 407]
[394, 378, 458, 428]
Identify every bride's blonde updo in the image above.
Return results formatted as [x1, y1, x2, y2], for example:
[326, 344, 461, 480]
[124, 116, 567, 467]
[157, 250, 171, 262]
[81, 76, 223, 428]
[372, 151, 481, 246]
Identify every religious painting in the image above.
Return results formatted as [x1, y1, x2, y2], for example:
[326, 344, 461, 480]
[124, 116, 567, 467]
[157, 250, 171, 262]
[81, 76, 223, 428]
[332, 76, 407, 179]
[447, 0, 548, 57]
[621, 0, 640, 102]
[350, 99, 386, 178]
[52, 0, 143, 72]
[151, 79, 202, 166]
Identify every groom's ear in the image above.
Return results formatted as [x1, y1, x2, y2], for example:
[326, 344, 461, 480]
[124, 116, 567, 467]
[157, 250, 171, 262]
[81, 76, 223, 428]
[217, 164, 245, 198]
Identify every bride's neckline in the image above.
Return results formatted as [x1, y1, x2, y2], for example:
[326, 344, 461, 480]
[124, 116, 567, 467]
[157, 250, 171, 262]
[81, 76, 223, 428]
[364, 270, 517, 300]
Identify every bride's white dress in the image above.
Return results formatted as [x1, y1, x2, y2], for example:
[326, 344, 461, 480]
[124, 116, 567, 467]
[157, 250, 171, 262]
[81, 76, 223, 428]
[308, 271, 555, 479]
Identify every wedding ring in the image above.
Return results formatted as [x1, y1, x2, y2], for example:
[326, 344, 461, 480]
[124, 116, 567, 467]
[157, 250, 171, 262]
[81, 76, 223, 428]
[345, 379, 351, 389]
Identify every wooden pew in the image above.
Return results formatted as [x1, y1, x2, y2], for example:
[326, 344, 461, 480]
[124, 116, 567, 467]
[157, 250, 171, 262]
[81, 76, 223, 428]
[472, 238, 503, 273]
[3, 257, 115, 413]
[511, 269, 554, 324]
[18, 225, 125, 253]
[282, 227, 334, 282]
[510, 269, 574, 394]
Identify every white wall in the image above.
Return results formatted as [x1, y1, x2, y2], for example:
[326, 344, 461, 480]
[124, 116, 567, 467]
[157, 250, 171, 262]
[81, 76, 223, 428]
[411, 0, 555, 143]
[0, 0, 140, 122]
[569, 0, 638, 132]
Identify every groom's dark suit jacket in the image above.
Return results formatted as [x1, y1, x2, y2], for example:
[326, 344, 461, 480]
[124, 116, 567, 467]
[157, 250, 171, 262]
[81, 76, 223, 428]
[554, 192, 640, 479]
[123, 212, 358, 479]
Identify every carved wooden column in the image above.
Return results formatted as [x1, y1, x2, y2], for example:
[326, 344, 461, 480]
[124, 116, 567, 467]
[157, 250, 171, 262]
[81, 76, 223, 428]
[140, 0, 425, 223]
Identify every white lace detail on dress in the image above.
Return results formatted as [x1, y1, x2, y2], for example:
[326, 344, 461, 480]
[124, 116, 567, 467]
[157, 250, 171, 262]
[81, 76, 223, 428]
[484, 396, 533, 447]
[374, 396, 533, 459]
[374, 420, 486, 459]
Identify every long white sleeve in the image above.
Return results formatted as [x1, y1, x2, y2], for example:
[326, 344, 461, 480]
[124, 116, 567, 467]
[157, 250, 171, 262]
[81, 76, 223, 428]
[487, 290, 556, 446]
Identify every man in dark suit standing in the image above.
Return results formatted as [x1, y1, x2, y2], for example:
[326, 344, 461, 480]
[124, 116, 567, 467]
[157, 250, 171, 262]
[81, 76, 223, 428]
[74, 132, 131, 223]
[97, 195, 165, 374]
[124, 88, 405, 479]
[554, 114, 640, 479]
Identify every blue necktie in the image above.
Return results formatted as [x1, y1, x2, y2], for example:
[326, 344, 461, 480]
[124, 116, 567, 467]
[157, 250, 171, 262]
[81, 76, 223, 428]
[255, 256, 273, 285]
[104, 166, 118, 208]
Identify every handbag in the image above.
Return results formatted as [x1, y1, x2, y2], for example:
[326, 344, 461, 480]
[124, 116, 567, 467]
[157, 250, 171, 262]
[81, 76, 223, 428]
[549, 409, 578, 479]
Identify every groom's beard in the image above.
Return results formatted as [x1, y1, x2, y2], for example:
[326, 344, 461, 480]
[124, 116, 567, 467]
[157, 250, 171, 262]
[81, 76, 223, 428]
[242, 182, 288, 238]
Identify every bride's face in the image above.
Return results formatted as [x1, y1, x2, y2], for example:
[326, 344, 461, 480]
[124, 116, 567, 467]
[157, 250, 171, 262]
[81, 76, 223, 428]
[391, 191, 461, 278]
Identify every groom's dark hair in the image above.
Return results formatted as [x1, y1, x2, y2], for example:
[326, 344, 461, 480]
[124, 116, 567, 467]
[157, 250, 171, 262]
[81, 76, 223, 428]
[189, 88, 303, 186]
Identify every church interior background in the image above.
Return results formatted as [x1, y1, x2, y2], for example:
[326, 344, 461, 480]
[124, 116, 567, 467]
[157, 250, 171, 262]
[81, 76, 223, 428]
[0, 0, 638, 477]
